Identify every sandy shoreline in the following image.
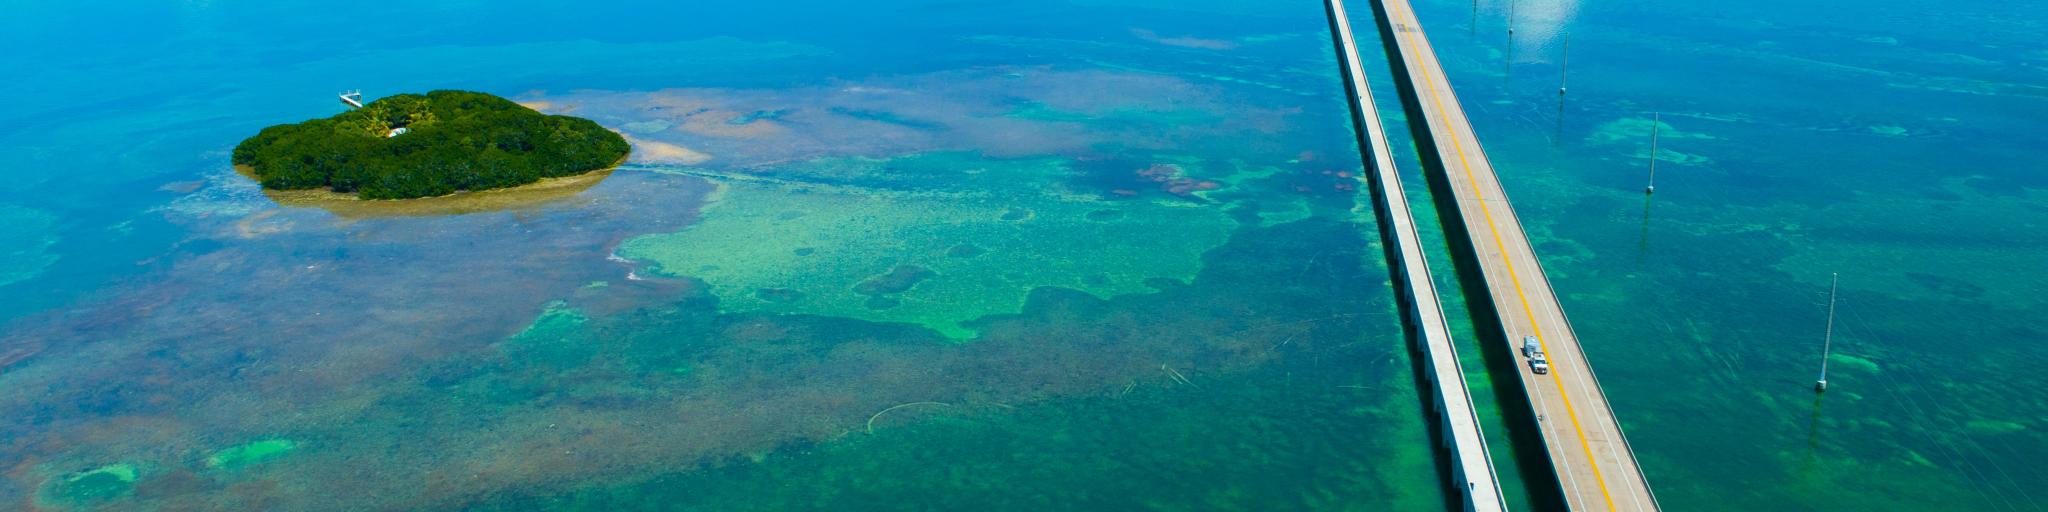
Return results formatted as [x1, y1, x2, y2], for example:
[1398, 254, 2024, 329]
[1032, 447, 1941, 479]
[234, 158, 624, 218]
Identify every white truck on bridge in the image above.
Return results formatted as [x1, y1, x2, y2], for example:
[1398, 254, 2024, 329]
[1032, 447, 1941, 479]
[1522, 336, 1550, 374]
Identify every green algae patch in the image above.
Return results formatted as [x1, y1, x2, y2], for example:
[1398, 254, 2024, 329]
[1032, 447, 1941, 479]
[503, 301, 597, 364]
[1586, 116, 1718, 145]
[1827, 353, 1881, 374]
[1963, 419, 2026, 436]
[1586, 117, 1718, 166]
[1249, 198, 1313, 226]
[511, 301, 590, 342]
[854, 265, 937, 296]
[207, 439, 298, 470]
[620, 154, 1234, 338]
[46, 463, 139, 503]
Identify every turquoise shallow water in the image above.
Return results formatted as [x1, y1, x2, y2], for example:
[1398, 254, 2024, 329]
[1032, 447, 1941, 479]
[2, 0, 2045, 510]
[0, 1, 1446, 510]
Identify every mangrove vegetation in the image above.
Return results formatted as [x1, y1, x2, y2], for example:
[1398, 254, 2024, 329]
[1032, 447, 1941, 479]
[233, 90, 629, 199]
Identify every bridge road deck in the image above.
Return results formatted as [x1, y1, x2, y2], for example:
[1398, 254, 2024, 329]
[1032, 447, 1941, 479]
[1365, 0, 1661, 509]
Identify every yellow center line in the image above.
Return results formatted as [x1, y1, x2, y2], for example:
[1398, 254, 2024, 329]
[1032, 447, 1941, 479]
[1383, 0, 1620, 510]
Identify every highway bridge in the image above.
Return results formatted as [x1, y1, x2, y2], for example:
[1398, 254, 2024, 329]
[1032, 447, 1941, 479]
[1324, 0, 1663, 509]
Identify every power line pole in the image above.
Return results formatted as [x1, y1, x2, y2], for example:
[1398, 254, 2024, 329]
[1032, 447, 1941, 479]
[1645, 112, 1660, 194]
[1816, 273, 1839, 392]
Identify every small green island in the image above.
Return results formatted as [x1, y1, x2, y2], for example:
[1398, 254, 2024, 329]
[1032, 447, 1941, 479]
[233, 90, 629, 199]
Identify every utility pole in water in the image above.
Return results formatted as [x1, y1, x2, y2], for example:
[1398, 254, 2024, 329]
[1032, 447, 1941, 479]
[1558, 37, 1570, 95]
[1505, 0, 1515, 79]
[1645, 112, 1660, 194]
[1816, 273, 1839, 392]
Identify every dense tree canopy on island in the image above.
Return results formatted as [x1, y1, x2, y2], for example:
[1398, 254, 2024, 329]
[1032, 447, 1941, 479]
[234, 90, 630, 199]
